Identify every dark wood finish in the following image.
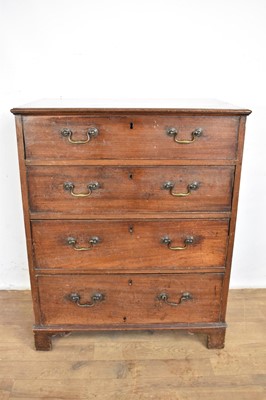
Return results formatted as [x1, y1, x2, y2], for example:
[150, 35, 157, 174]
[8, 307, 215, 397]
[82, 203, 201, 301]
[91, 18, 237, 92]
[32, 326, 226, 351]
[33, 331, 52, 351]
[11, 100, 251, 350]
[15, 116, 42, 325]
[31, 219, 229, 271]
[206, 327, 226, 349]
[28, 165, 234, 214]
[220, 116, 248, 322]
[37, 273, 223, 325]
[23, 116, 239, 160]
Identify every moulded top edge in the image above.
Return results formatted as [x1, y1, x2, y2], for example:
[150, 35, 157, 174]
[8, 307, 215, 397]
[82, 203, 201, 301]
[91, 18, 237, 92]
[10, 98, 252, 116]
[11, 107, 252, 116]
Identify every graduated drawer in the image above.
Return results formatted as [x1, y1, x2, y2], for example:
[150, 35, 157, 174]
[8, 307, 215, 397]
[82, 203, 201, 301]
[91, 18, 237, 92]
[31, 219, 229, 271]
[37, 273, 223, 325]
[23, 115, 239, 160]
[28, 166, 234, 214]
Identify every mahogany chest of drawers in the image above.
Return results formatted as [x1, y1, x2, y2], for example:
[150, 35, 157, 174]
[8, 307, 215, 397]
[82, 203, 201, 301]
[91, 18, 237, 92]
[11, 100, 251, 350]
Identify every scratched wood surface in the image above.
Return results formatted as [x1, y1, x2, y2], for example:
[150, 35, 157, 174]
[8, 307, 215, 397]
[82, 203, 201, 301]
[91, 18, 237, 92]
[22, 115, 239, 161]
[37, 273, 223, 325]
[31, 219, 229, 271]
[27, 165, 234, 215]
[0, 289, 265, 400]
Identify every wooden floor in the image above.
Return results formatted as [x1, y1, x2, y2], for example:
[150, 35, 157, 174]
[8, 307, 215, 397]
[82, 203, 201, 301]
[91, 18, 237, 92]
[0, 290, 265, 400]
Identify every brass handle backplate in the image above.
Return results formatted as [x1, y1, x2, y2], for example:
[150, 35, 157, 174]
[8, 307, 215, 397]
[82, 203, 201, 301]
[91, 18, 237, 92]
[158, 292, 193, 306]
[163, 181, 199, 197]
[61, 127, 99, 144]
[67, 236, 100, 251]
[64, 182, 100, 197]
[167, 127, 203, 144]
[69, 292, 104, 307]
[161, 236, 194, 250]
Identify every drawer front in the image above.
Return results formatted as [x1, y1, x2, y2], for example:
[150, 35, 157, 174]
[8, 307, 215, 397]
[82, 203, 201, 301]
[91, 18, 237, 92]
[32, 219, 229, 270]
[28, 166, 234, 214]
[37, 273, 223, 325]
[23, 116, 239, 160]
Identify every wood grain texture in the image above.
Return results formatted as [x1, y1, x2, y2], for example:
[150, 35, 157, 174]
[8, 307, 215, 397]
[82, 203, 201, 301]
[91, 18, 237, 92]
[220, 116, 248, 321]
[31, 219, 229, 271]
[25, 158, 238, 166]
[29, 211, 231, 220]
[22, 115, 239, 160]
[27, 165, 234, 214]
[37, 273, 223, 325]
[0, 289, 265, 400]
[12, 102, 251, 351]
[14, 116, 42, 325]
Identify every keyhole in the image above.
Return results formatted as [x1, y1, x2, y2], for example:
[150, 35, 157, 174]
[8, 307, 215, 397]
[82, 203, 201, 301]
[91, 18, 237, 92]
[123, 316, 127, 322]
[129, 173, 133, 179]
[130, 122, 134, 129]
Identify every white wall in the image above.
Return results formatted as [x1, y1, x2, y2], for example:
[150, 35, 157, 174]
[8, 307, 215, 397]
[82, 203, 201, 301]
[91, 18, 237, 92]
[0, 0, 265, 289]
